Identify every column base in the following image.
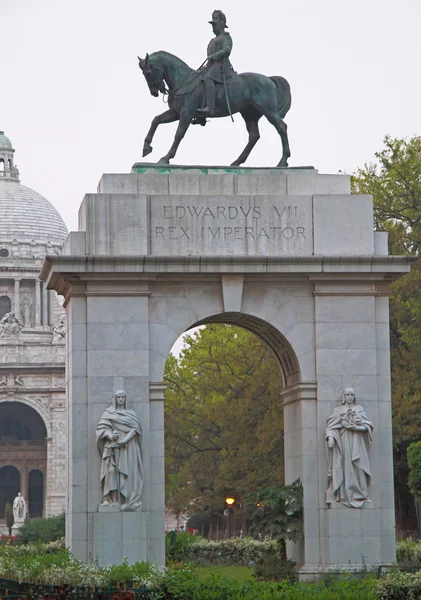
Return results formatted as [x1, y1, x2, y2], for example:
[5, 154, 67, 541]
[298, 562, 385, 581]
[93, 510, 150, 566]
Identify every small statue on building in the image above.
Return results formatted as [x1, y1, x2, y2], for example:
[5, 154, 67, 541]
[14, 375, 23, 387]
[0, 312, 23, 337]
[325, 388, 373, 508]
[21, 295, 32, 328]
[96, 390, 143, 511]
[12, 493, 26, 523]
[0, 375, 7, 386]
[51, 314, 66, 343]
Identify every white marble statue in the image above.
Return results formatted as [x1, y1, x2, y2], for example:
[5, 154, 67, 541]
[13, 493, 26, 523]
[325, 388, 373, 508]
[96, 390, 143, 511]
[51, 314, 66, 343]
[0, 312, 23, 337]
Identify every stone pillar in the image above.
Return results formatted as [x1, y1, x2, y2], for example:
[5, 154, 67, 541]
[21, 461, 28, 506]
[34, 279, 41, 327]
[14, 278, 20, 321]
[310, 281, 396, 570]
[42, 282, 49, 325]
[281, 383, 319, 568]
[63, 281, 154, 565]
[149, 382, 166, 565]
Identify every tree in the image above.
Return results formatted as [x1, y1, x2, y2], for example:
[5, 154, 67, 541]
[4, 502, 13, 535]
[352, 135, 421, 531]
[164, 324, 284, 532]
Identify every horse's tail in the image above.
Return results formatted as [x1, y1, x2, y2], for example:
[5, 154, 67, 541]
[270, 76, 292, 119]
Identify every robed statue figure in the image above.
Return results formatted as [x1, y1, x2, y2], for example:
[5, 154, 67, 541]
[96, 390, 143, 511]
[13, 493, 26, 522]
[325, 388, 373, 509]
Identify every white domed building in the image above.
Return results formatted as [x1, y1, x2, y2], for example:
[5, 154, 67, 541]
[0, 131, 67, 526]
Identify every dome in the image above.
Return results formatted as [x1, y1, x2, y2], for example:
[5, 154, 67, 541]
[0, 180, 68, 243]
[0, 132, 13, 149]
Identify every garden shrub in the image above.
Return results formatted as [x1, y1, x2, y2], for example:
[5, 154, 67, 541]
[166, 534, 277, 565]
[17, 512, 65, 544]
[396, 538, 421, 566]
[376, 570, 421, 599]
[253, 553, 298, 583]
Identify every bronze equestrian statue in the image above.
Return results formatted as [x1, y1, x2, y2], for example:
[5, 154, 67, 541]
[138, 10, 291, 167]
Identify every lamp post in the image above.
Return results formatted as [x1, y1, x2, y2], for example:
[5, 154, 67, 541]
[225, 497, 235, 539]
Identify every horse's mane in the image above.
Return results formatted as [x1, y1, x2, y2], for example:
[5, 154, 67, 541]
[150, 50, 192, 72]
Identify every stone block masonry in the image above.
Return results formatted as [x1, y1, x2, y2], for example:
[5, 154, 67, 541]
[41, 166, 413, 572]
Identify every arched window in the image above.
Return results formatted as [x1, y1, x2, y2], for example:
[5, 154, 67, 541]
[7, 159, 12, 171]
[0, 295, 11, 320]
[28, 470, 44, 517]
[0, 466, 20, 518]
[0, 248, 9, 257]
[0, 159, 4, 174]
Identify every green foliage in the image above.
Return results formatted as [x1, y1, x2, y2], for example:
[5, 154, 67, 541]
[407, 442, 421, 497]
[166, 531, 196, 561]
[164, 535, 277, 566]
[157, 566, 376, 599]
[253, 554, 298, 583]
[396, 538, 421, 566]
[352, 135, 421, 530]
[246, 481, 303, 557]
[4, 502, 14, 535]
[17, 512, 65, 544]
[352, 135, 421, 256]
[164, 324, 284, 520]
[375, 570, 421, 600]
[0, 543, 378, 599]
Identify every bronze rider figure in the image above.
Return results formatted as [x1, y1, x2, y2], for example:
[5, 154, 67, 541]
[197, 10, 235, 117]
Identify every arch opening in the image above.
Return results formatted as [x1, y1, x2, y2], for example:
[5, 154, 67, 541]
[190, 312, 301, 387]
[0, 466, 20, 518]
[164, 315, 300, 537]
[28, 470, 43, 517]
[0, 401, 47, 441]
[0, 402, 47, 518]
[0, 295, 11, 319]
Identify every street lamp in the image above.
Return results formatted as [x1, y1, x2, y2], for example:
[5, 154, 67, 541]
[225, 497, 235, 538]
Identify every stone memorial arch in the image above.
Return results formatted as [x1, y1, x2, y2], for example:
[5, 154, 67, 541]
[41, 166, 412, 573]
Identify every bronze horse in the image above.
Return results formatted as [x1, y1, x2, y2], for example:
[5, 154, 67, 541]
[138, 51, 292, 167]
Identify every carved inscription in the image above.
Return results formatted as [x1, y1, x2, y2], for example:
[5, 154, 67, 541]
[156, 205, 306, 241]
[150, 196, 313, 255]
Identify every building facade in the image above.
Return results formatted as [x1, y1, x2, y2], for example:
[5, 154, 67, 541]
[0, 131, 68, 524]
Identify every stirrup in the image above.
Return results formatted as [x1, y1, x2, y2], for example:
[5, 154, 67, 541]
[192, 117, 207, 126]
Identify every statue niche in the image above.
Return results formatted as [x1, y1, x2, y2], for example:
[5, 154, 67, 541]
[325, 388, 373, 509]
[96, 390, 143, 511]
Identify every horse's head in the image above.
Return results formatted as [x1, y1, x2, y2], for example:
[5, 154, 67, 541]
[138, 54, 166, 97]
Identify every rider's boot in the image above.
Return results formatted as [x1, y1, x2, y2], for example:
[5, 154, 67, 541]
[196, 79, 216, 117]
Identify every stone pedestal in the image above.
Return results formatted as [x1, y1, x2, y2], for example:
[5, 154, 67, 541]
[93, 511, 149, 566]
[41, 165, 413, 571]
[11, 521, 24, 535]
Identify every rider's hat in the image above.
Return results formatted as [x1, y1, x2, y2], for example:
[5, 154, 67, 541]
[209, 10, 228, 27]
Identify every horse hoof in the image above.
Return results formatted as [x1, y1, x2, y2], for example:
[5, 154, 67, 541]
[277, 159, 289, 168]
[142, 145, 153, 158]
[230, 160, 242, 167]
[158, 157, 170, 165]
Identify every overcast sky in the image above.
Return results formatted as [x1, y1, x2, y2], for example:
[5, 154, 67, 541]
[1, 0, 420, 233]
